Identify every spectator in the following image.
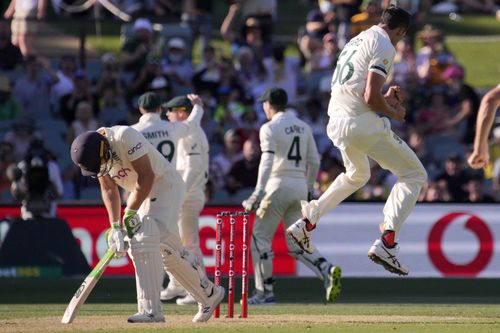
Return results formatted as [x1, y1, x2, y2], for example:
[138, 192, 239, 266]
[94, 52, 124, 98]
[350, 1, 381, 38]
[213, 86, 245, 129]
[407, 127, 437, 178]
[120, 17, 155, 73]
[4, 0, 47, 56]
[354, 164, 389, 201]
[51, 54, 77, 115]
[316, 156, 345, 196]
[192, 45, 222, 94]
[233, 46, 269, 103]
[13, 55, 58, 118]
[127, 56, 166, 105]
[182, 0, 214, 51]
[209, 129, 243, 192]
[59, 70, 95, 125]
[456, 0, 498, 14]
[66, 101, 99, 145]
[0, 21, 23, 71]
[435, 154, 469, 202]
[149, 76, 171, 105]
[415, 24, 455, 88]
[303, 96, 330, 154]
[225, 138, 261, 195]
[388, 38, 417, 89]
[0, 141, 15, 199]
[264, 44, 301, 103]
[3, 116, 42, 162]
[0, 75, 20, 121]
[420, 180, 452, 202]
[215, 57, 244, 100]
[442, 64, 481, 145]
[161, 37, 193, 95]
[463, 176, 495, 203]
[235, 107, 260, 145]
[415, 91, 455, 136]
[97, 85, 128, 127]
[220, 0, 276, 46]
[308, 32, 338, 94]
[332, 0, 363, 48]
[310, 32, 338, 74]
[298, 10, 330, 73]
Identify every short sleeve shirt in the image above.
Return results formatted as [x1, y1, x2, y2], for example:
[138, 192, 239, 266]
[328, 25, 396, 117]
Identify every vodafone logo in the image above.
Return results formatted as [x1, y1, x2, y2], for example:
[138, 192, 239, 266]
[428, 212, 494, 277]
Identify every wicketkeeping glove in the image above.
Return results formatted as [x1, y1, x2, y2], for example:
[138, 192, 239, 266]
[105, 222, 126, 258]
[242, 188, 265, 213]
[122, 208, 142, 238]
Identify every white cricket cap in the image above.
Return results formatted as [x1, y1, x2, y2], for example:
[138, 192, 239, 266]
[133, 18, 153, 33]
[167, 37, 186, 50]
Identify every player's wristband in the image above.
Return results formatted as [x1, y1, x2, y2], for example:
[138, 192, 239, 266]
[111, 221, 121, 230]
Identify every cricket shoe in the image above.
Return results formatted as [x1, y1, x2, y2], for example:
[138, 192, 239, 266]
[160, 284, 187, 301]
[192, 285, 225, 323]
[247, 291, 276, 305]
[127, 312, 165, 323]
[323, 265, 342, 302]
[176, 294, 197, 305]
[368, 239, 409, 276]
[286, 218, 316, 254]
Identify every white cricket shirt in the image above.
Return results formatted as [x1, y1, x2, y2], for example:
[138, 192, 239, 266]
[260, 111, 320, 181]
[329, 25, 396, 117]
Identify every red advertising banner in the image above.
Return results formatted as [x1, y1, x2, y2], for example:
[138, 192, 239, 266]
[0, 205, 296, 276]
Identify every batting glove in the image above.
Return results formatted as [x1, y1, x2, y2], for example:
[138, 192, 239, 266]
[106, 222, 126, 258]
[242, 188, 265, 213]
[123, 208, 142, 238]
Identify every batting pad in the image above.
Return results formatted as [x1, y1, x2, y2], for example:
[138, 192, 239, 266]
[251, 237, 275, 293]
[130, 251, 164, 316]
[160, 243, 211, 305]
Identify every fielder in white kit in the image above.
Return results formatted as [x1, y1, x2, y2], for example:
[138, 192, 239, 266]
[162, 95, 210, 305]
[287, 6, 427, 276]
[130, 93, 210, 306]
[242, 88, 341, 304]
[70, 101, 223, 323]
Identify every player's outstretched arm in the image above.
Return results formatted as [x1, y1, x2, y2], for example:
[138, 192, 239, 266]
[468, 85, 500, 169]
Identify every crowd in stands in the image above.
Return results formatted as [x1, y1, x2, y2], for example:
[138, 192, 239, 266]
[0, 0, 499, 207]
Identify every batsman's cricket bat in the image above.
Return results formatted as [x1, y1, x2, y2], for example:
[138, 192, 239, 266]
[61, 246, 116, 324]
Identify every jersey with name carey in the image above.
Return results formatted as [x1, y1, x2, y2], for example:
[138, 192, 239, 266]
[260, 111, 319, 180]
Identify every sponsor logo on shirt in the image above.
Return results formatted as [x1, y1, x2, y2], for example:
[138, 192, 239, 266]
[111, 167, 132, 180]
[128, 142, 142, 155]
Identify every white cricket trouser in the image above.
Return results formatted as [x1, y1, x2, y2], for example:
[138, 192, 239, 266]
[306, 112, 427, 232]
[129, 174, 213, 315]
[252, 178, 332, 293]
[166, 189, 206, 290]
[179, 190, 205, 265]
